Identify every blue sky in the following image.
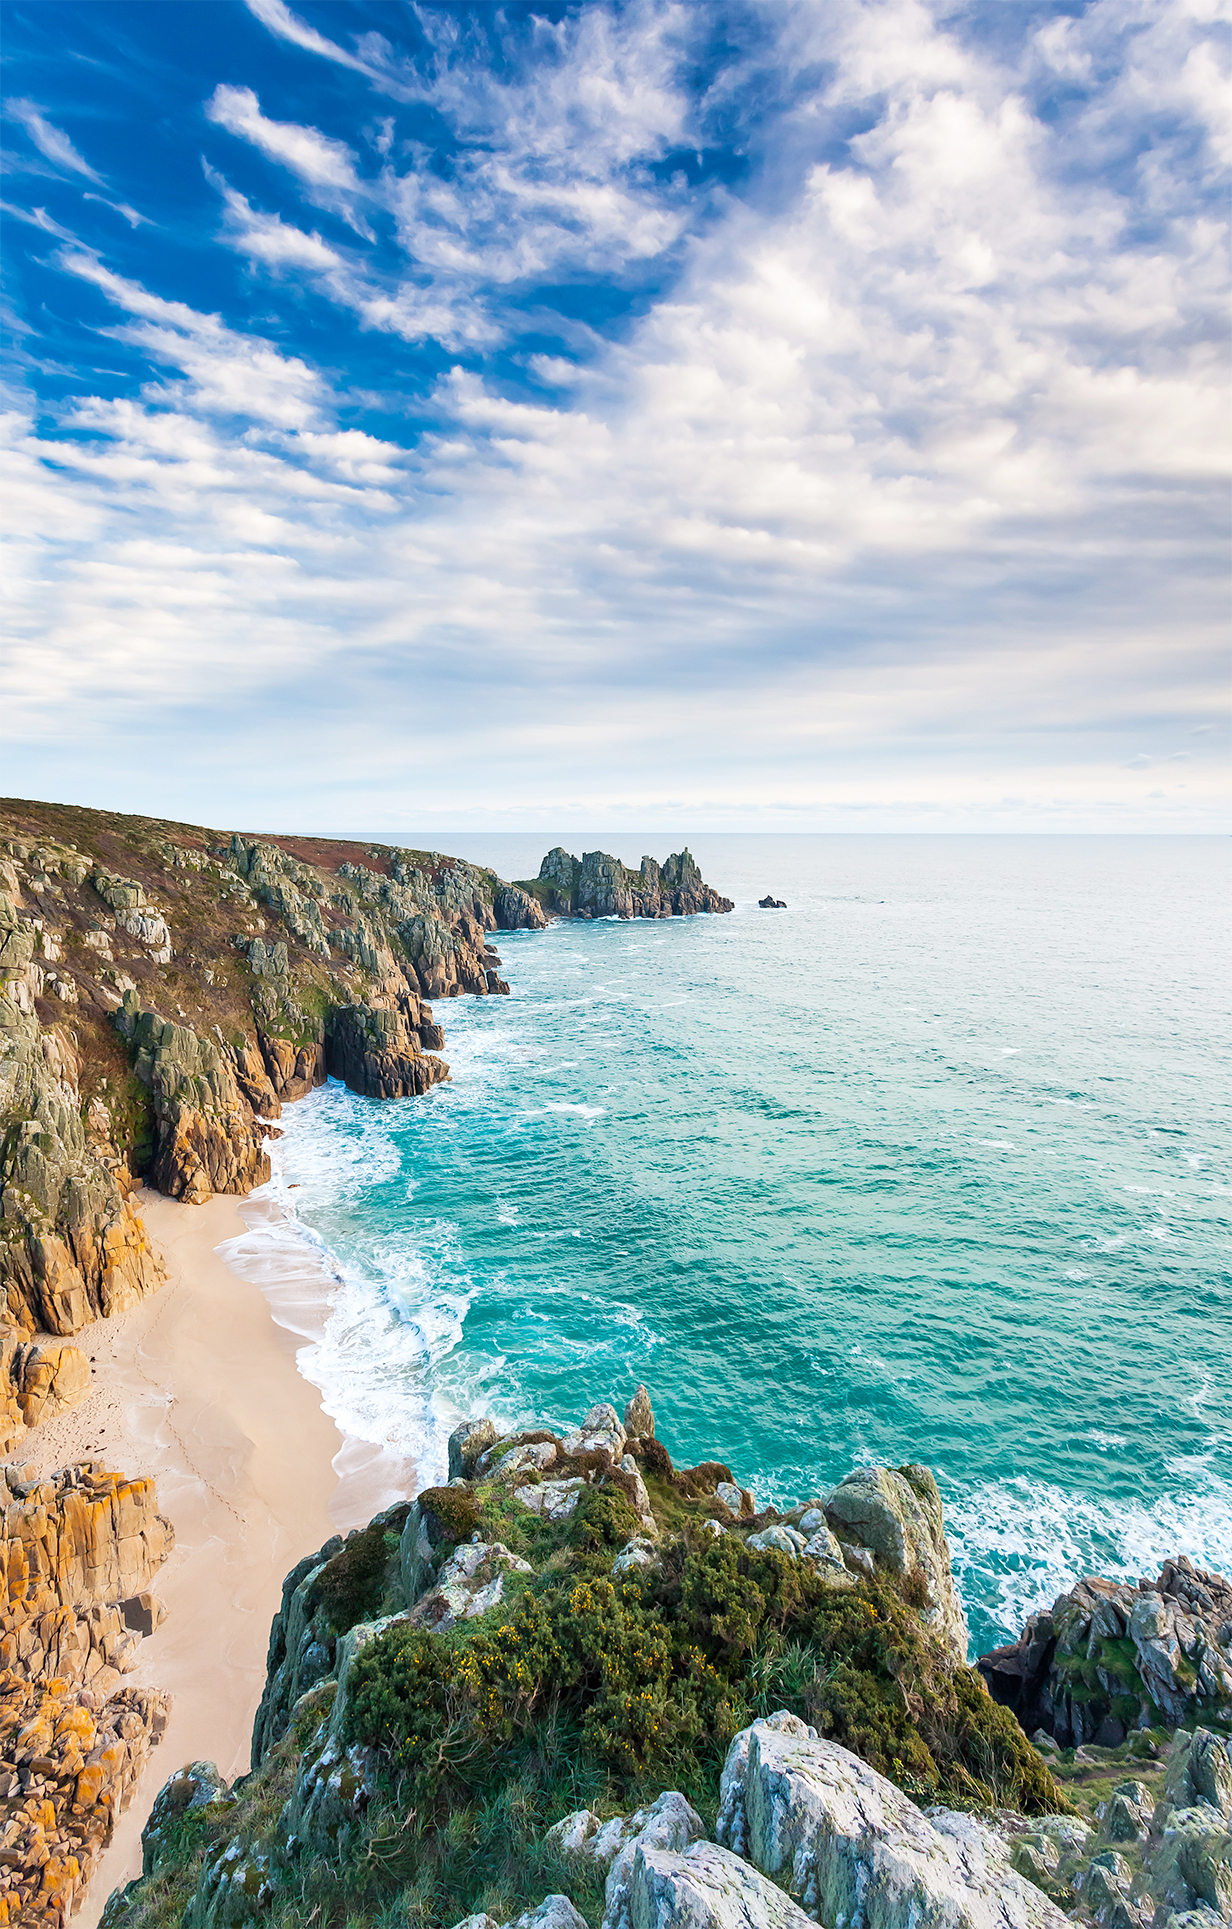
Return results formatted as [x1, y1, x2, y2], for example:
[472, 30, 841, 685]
[2, 0, 1228, 832]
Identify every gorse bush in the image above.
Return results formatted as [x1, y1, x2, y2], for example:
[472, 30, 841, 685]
[346, 1531, 1061, 1819]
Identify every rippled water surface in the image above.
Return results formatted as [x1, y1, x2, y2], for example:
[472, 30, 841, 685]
[239, 835, 1231, 1655]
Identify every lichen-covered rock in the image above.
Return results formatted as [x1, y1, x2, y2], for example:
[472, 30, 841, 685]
[0, 1670, 170, 1923]
[624, 1386, 655, 1438]
[141, 1761, 234, 1876]
[602, 1838, 814, 1929]
[824, 1465, 970, 1664]
[561, 1403, 626, 1467]
[602, 1792, 708, 1928]
[979, 1558, 1232, 1745]
[716, 1714, 1068, 1927]
[0, 1461, 174, 1648]
[1, 961, 165, 1335]
[514, 1478, 584, 1521]
[0, 1328, 90, 1451]
[409, 1541, 533, 1631]
[116, 997, 270, 1202]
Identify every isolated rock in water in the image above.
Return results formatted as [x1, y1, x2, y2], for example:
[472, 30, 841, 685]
[978, 1556, 1232, 1745]
[624, 1384, 655, 1438]
[717, 1714, 1069, 1928]
[604, 1838, 815, 1929]
[758, 895, 786, 908]
[824, 1464, 970, 1664]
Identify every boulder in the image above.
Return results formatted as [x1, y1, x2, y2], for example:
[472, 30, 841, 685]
[449, 1417, 499, 1481]
[548, 1791, 704, 1883]
[515, 1478, 584, 1521]
[409, 1541, 533, 1631]
[562, 1403, 626, 1467]
[716, 1713, 1069, 1926]
[602, 1839, 814, 1929]
[1161, 1727, 1232, 1823]
[824, 1465, 969, 1663]
[511, 1900, 588, 1929]
[142, 1762, 234, 1877]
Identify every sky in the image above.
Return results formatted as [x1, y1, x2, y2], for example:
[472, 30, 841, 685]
[2, 0, 1228, 834]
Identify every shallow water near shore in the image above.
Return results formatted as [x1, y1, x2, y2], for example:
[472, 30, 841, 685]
[222, 835, 1231, 1657]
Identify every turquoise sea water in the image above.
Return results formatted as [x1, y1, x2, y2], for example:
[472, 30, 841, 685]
[235, 836, 1231, 1657]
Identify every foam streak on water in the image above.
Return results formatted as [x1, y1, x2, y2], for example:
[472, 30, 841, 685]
[220, 836, 1232, 1654]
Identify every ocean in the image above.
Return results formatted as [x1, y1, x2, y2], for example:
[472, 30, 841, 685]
[219, 834, 1231, 1658]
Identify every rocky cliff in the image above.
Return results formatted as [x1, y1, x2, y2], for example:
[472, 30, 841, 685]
[523, 848, 733, 920]
[0, 800, 551, 1342]
[99, 1391, 1115, 1929]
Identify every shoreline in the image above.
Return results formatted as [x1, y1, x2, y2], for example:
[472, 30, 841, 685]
[21, 1183, 389, 1926]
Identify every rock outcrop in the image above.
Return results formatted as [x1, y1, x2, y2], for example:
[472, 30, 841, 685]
[0, 806, 570, 1308]
[758, 895, 786, 909]
[0, 1331, 90, 1454]
[527, 848, 733, 920]
[823, 1464, 970, 1665]
[324, 998, 450, 1100]
[716, 1711, 1067, 1927]
[100, 1398, 1089, 1929]
[979, 1555, 1232, 1746]
[1, 936, 165, 1336]
[116, 997, 270, 1203]
[0, 1461, 174, 1925]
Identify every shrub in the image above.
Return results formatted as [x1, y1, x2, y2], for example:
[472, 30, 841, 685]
[316, 1522, 403, 1634]
[672, 1461, 734, 1497]
[567, 1486, 640, 1558]
[636, 1438, 673, 1478]
[418, 1487, 481, 1545]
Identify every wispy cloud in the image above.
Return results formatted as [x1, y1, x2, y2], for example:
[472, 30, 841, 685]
[5, 99, 103, 181]
[205, 83, 375, 234]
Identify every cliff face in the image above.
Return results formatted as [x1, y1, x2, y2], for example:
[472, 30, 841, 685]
[526, 847, 734, 919]
[0, 800, 552, 1339]
[101, 1396, 1082, 1929]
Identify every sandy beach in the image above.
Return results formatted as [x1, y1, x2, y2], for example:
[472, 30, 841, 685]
[20, 1187, 364, 1926]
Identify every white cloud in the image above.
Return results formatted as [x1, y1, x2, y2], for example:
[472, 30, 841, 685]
[5, 100, 103, 181]
[57, 251, 327, 428]
[205, 84, 374, 234]
[3, 0, 1228, 828]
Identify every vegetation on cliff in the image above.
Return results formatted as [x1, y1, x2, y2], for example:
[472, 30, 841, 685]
[101, 1396, 1072, 1929]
